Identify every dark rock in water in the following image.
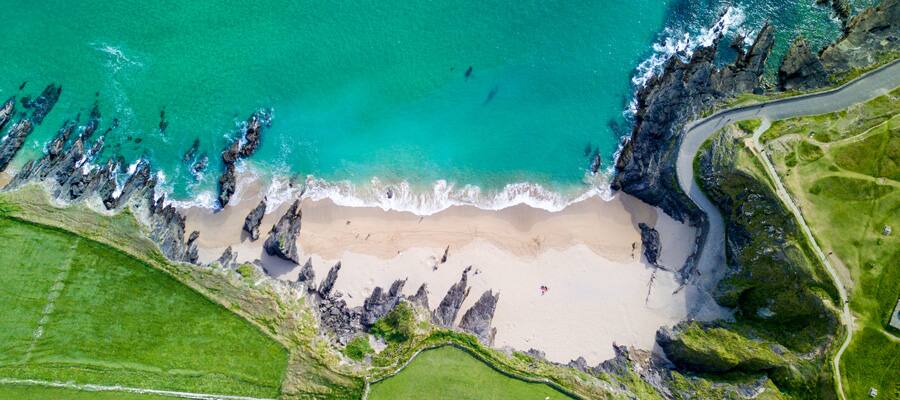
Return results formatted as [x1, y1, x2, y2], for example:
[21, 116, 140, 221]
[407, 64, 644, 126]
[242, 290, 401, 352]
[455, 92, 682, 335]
[459, 289, 500, 345]
[183, 138, 200, 162]
[590, 152, 602, 175]
[612, 23, 775, 223]
[22, 84, 61, 125]
[158, 107, 169, 133]
[0, 119, 34, 172]
[106, 159, 152, 210]
[0, 96, 15, 132]
[263, 199, 302, 263]
[433, 267, 471, 327]
[318, 261, 342, 296]
[408, 283, 430, 310]
[638, 222, 662, 267]
[820, 0, 900, 74]
[184, 230, 200, 264]
[361, 279, 406, 327]
[830, 0, 852, 22]
[483, 85, 499, 104]
[778, 36, 828, 91]
[191, 153, 208, 176]
[216, 246, 238, 269]
[217, 112, 269, 208]
[297, 257, 316, 289]
[243, 198, 267, 241]
[464, 65, 473, 79]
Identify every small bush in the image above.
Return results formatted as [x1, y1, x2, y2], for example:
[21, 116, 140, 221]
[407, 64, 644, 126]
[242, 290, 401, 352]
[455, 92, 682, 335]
[370, 302, 415, 343]
[236, 264, 255, 279]
[344, 336, 373, 361]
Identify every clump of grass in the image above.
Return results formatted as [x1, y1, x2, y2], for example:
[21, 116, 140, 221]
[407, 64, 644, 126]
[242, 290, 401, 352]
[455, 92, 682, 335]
[736, 118, 762, 134]
[344, 336, 373, 361]
[370, 302, 415, 343]
[236, 264, 255, 279]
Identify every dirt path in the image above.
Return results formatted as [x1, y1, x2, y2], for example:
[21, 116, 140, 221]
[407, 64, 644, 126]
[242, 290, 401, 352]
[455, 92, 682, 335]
[676, 59, 900, 400]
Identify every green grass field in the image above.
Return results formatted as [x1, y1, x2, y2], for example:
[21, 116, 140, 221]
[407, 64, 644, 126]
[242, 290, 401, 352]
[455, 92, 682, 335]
[369, 346, 571, 400]
[0, 384, 176, 399]
[762, 91, 900, 400]
[0, 217, 289, 398]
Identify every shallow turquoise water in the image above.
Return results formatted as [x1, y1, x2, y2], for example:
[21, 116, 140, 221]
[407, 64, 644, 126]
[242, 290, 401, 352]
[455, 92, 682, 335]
[0, 0, 863, 208]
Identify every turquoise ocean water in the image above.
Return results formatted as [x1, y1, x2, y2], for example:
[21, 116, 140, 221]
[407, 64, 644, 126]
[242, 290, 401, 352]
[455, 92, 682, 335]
[0, 0, 871, 212]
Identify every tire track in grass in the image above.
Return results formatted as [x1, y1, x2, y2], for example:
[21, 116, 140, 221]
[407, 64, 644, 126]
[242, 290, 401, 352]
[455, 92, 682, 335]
[23, 239, 79, 362]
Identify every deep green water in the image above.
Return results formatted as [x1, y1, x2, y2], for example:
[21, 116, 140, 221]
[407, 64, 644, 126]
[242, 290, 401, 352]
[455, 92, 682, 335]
[0, 0, 866, 211]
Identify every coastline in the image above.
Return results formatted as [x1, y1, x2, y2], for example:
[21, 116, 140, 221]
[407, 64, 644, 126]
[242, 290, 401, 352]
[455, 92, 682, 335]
[183, 178, 702, 364]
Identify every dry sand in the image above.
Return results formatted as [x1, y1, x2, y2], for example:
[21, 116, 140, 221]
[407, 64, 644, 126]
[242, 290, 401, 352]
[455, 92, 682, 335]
[183, 182, 703, 364]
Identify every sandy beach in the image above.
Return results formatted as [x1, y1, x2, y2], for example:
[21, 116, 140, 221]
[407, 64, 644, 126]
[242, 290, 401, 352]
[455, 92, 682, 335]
[182, 179, 705, 364]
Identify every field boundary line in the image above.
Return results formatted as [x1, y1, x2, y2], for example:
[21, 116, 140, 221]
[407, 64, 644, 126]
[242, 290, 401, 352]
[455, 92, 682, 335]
[0, 377, 275, 400]
[24, 239, 80, 361]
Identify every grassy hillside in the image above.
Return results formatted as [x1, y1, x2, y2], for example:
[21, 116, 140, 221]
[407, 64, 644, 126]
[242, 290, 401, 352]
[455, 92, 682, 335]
[0, 217, 289, 397]
[0, 384, 175, 399]
[370, 346, 570, 400]
[761, 90, 900, 400]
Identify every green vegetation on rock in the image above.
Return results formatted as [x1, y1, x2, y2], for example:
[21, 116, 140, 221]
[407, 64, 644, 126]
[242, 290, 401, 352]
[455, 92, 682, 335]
[370, 302, 416, 343]
[761, 90, 900, 400]
[369, 346, 569, 400]
[343, 336, 373, 361]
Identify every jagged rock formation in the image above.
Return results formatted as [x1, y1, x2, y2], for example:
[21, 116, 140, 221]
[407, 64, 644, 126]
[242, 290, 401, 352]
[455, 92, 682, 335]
[296, 258, 315, 290]
[820, 0, 900, 74]
[0, 119, 34, 172]
[21, 84, 61, 125]
[218, 111, 269, 207]
[459, 290, 500, 345]
[408, 283, 429, 310]
[361, 279, 406, 327]
[638, 223, 662, 267]
[319, 262, 342, 296]
[433, 267, 471, 327]
[0, 97, 15, 132]
[263, 199, 302, 263]
[216, 246, 239, 269]
[243, 199, 267, 240]
[612, 23, 775, 224]
[778, 36, 828, 91]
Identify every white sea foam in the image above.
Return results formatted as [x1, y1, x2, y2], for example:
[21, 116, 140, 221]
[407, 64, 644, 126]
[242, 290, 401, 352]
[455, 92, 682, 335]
[629, 6, 746, 95]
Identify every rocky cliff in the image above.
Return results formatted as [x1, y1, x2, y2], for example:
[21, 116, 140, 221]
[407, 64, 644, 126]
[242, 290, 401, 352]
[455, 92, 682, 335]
[820, 0, 899, 74]
[612, 24, 775, 224]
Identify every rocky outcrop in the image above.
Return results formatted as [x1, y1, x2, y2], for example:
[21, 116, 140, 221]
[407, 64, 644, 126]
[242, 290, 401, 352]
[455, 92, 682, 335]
[0, 97, 15, 132]
[820, 0, 900, 74]
[184, 230, 200, 264]
[408, 283, 430, 310]
[216, 246, 239, 269]
[459, 290, 500, 345]
[612, 23, 775, 224]
[21, 84, 61, 125]
[0, 119, 34, 172]
[319, 262, 342, 296]
[263, 199, 302, 263]
[218, 111, 270, 207]
[243, 199, 267, 240]
[777, 36, 828, 91]
[432, 267, 471, 327]
[361, 279, 406, 327]
[296, 258, 316, 289]
[638, 223, 662, 267]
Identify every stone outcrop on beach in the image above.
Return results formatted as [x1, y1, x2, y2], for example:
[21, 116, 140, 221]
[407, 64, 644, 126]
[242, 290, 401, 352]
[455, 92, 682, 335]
[820, 0, 900, 74]
[0, 119, 34, 172]
[318, 261, 342, 296]
[778, 36, 828, 91]
[243, 199, 267, 240]
[638, 223, 662, 267]
[433, 267, 471, 327]
[361, 279, 406, 327]
[612, 23, 775, 224]
[296, 258, 316, 290]
[263, 199, 302, 263]
[216, 246, 239, 269]
[218, 111, 270, 208]
[408, 283, 430, 310]
[459, 290, 499, 345]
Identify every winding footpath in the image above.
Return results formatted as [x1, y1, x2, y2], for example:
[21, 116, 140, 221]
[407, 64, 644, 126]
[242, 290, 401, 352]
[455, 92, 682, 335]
[676, 59, 900, 400]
